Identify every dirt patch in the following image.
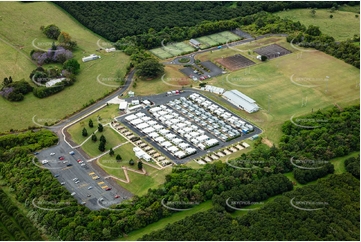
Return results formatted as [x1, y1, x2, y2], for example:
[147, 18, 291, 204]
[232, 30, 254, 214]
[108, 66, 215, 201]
[262, 137, 273, 148]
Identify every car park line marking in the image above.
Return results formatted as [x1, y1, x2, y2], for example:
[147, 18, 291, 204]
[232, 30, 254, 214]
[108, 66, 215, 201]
[78, 183, 88, 188]
[89, 172, 95, 175]
[62, 167, 72, 170]
[98, 181, 105, 185]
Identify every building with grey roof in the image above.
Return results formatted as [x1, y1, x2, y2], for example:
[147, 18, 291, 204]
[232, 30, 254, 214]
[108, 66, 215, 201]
[223, 90, 259, 113]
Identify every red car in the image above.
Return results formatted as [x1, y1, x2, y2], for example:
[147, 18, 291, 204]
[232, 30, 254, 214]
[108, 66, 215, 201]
[114, 195, 120, 199]
[77, 159, 82, 163]
[105, 187, 112, 191]
[58, 156, 65, 160]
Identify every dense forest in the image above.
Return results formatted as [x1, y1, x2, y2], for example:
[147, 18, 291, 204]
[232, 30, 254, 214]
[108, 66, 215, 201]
[0, 105, 358, 240]
[141, 173, 359, 241]
[53, 1, 348, 42]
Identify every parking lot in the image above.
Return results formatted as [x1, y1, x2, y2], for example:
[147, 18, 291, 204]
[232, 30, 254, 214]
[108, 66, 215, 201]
[118, 91, 262, 164]
[180, 61, 223, 81]
[34, 147, 132, 210]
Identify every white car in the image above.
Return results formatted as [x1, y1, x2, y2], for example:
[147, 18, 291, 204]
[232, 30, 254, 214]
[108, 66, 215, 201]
[72, 178, 78, 181]
[41, 160, 48, 164]
[71, 192, 76, 196]
[50, 153, 55, 156]
[75, 180, 80, 184]
[60, 182, 65, 185]
[62, 160, 68, 164]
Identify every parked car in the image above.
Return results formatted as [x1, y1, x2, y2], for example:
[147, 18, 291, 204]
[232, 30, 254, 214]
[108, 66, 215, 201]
[71, 192, 76, 196]
[105, 187, 112, 191]
[60, 182, 65, 185]
[81, 201, 86, 205]
[69, 151, 75, 155]
[99, 198, 104, 202]
[114, 195, 120, 199]
[63, 160, 68, 164]
[88, 186, 93, 190]
[54, 174, 60, 178]
[34, 152, 39, 155]
[58, 156, 64, 160]
[72, 178, 78, 181]
[41, 160, 48, 164]
[50, 153, 55, 156]
[66, 164, 73, 167]
[75, 180, 80, 184]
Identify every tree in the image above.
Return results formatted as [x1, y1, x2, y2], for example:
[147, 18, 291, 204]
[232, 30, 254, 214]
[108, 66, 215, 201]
[58, 31, 77, 50]
[88, 119, 93, 128]
[116, 154, 122, 161]
[100, 134, 106, 143]
[42, 24, 61, 40]
[98, 123, 104, 132]
[138, 161, 143, 170]
[310, 8, 316, 17]
[261, 55, 268, 61]
[136, 59, 164, 78]
[63, 59, 80, 74]
[109, 148, 114, 156]
[91, 134, 97, 142]
[98, 141, 105, 152]
[82, 127, 88, 137]
[330, 6, 336, 13]
[329, 14, 333, 19]
[129, 159, 134, 166]
[355, 14, 358, 18]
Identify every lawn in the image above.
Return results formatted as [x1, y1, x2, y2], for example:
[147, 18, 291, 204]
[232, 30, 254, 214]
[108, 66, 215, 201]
[117, 200, 213, 241]
[80, 126, 127, 158]
[330, 151, 359, 174]
[275, 8, 360, 41]
[66, 104, 121, 144]
[0, 1, 130, 132]
[134, 65, 191, 96]
[197, 37, 360, 144]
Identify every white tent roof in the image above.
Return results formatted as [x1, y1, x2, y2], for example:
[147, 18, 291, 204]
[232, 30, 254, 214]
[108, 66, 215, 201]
[174, 150, 186, 158]
[130, 119, 143, 125]
[143, 127, 155, 134]
[125, 114, 137, 121]
[141, 116, 151, 122]
[154, 137, 165, 143]
[223, 90, 259, 113]
[136, 123, 149, 130]
[161, 141, 172, 148]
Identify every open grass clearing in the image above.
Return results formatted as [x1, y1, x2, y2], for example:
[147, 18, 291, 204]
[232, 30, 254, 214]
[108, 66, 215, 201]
[66, 104, 121, 144]
[330, 151, 359, 174]
[0, 1, 130, 132]
[117, 200, 213, 241]
[80, 126, 127, 158]
[275, 8, 360, 41]
[197, 37, 360, 144]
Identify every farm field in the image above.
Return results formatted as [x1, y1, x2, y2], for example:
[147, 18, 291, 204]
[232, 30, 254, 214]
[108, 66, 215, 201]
[0, 1, 130, 132]
[197, 37, 360, 144]
[117, 200, 213, 241]
[275, 8, 360, 41]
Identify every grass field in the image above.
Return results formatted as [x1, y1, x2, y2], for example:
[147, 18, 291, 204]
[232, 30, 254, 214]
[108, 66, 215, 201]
[81, 126, 127, 158]
[0, 1, 130, 132]
[330, 151, 359, 174]
[117, 200, 213, 241]
[197, 37, 360, 144]
[134, 65, 191, 96]
[66, 104, 121, 144]
[275, 8, 360, 41]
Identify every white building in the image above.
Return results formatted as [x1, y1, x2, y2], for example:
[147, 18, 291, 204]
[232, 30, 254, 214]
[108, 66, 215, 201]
[136, 123, 149, 130]
[119, 101, 128, 111]
[185, 147, 197, 155]
[154, 136, 165, 143]
[205, 139, 219, 147]
[46, 78, 65, 87]
[143, 127, 155, 134]
[223, 90, 259, 113]
[133, 147, 151, 161]
[174, 151, 186, 159]
[130, 119, 143, 126]
[168, 146, 179, 154]
[82, 54, 101, 62]
[125, 114, 137, 122]
[105, 47, 116, 52]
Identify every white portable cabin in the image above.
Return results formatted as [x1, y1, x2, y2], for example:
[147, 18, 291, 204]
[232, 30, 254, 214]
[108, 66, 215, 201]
[149, 107, 162, 114]
[142, 100, 151, 106]
[105, 47, 116, 52]
[178, 129, 186, 136]
[143, 127, 155, 134]
[177, 123, 187, 129]
[198, 143, 206, 150]
[152, 112, 160, 119]
[125, 114, 138, 122]
[135, 112, 145, 118]
[136, 123, 149, 130]
[198, 130, 205, 135]
[170, 119, 179, 124]
[174, 151, 186, 159]
[119, 101, 128, 111]
[147, 120, 158, 126]
[191, 138, 199, 145]
[159, 129, 170, 135]
[82, 54, 101, 62]
[185, 147, 197, 155]
[184, 121, 191, 126]
[184, 134, 192, 141]
[178, 117, 185, 122]
[165, 133, 176, 140]
[132, 100, 140, 106]
[172, 138, 183, 145]
[130, 118, 143, 126]
[160, 105, 167, 110]
[178, 142, 190, 150]
[189, 132, 199, 138]
[133, 147, 151, 162]
[197, 135, 209, 142]
[164, 115, 173, 120]
[171, 125, 180, 131]
[164, 121, 172, 127]
[161, 141, 173, 148]
[208, 105, 218, 112]
[158, 111, 168, 116]
[159, 116, 167, 123]
[153, 124, 164, 131]
[154, 136, 165, 143]
[141, 116, 152, 122]
[205, 139, 219, 147]
[189, 93, 200, 100]
[167, 146, 179, 153]
[148, 132, 159, 139]
[183, 127, 193, 134]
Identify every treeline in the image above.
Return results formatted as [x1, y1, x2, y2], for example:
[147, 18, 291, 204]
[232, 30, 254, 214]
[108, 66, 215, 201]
[53, 1, 346, 42]
[140, 173, 360, 241]
[345, 155, 360, 178]
[0, 190, 43, 241]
